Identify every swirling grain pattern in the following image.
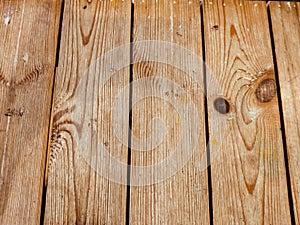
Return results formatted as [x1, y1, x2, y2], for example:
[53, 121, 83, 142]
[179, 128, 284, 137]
[44, 1, 131, 224]
[0, 0, 62, 224]
[203, 0, 290, 224]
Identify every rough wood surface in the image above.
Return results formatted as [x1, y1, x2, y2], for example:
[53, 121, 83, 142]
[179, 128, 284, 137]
[203, 0, 291, 224]
[270, 2, 300, 224]
[129, 1, 210, 224]
[44, 0, 131, 224]
[0, 0, 61, 224]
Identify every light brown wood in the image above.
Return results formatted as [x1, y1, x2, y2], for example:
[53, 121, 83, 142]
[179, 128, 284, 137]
[270, 2, 300, 224]
[130, 0, 210, 224]
[44, 0, 131, 224]
[203, 0, 291, 224]
[0, 0, 62, 224]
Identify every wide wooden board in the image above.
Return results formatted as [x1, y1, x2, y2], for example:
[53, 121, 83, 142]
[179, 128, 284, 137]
[44, 1, 131, 224]
[129, 0, 210, 224]
[0, 0, 62, 224]
[270, 2, 300, 224]
[203, 0, 291, 224]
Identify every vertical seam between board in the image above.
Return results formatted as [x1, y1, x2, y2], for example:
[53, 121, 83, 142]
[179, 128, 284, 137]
[39, 0, 65, 224]
[200, 3, 214, 225]
[266, 3, 296, 225]
[126, 2, 134, 225]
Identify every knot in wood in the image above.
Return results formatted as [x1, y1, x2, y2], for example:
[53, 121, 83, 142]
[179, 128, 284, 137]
[213, 97, 230, 114]
[255, 78, 276, 103]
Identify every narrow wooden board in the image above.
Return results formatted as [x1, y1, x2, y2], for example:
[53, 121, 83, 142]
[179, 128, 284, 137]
[44, 0, 131, 224]
[270, 2, 300, 224]
[203, 0, 291, 224]
[0, 0, 61, 224]
[130, 1, 210, 224]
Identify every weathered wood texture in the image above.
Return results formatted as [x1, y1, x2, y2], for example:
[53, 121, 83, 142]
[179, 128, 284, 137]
[0, 0, 61, 224]
[270, 2, 300, 224]
[203, 0, 291, 224]
[44, 0, 131, 224]
[130, 0, 210, 224]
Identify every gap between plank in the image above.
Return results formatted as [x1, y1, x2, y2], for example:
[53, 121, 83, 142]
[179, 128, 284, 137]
[126, 2, 135, 225]
[54, 0, 65, 68]
[39, 1, 65, 224]
[200, 3, 214, 225]
[266, 3, 296, 225]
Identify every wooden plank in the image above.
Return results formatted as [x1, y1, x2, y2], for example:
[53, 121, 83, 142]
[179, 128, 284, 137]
[129, 1, 210, 224]
[270, 2, 300, 224]
[44, 0, 131, 224]
[203, 0, 291, 224]
[0, 1, 61, 224]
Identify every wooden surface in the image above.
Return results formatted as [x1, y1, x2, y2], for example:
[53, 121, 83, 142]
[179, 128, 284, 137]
[203, 0, 291, 224]
[0, 0, 61, 224]
[270, 2, 300, 224]
[129, 0, 210, 224]
[1, 0, 300, 224]
[44, 0, 131, 224]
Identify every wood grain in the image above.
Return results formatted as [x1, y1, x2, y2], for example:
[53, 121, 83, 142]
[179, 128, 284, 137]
[270, 2, 300, 224]
[129, 0, 210, 224]
[44, 0, 131, 224]
[203, 0, 291, 224]
[0, 0, 62, 224]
